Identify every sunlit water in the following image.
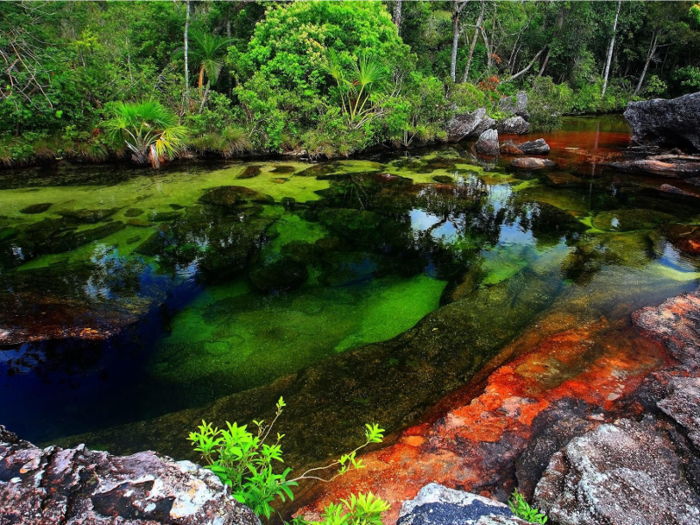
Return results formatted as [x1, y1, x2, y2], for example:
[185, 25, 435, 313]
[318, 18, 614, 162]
[0, 116, 699, 466]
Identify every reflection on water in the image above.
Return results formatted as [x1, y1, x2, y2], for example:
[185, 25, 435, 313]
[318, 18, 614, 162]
[0, 116, 699, 461]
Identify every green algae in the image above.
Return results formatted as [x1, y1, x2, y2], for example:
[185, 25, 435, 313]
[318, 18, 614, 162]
[148, 273, 446, 392]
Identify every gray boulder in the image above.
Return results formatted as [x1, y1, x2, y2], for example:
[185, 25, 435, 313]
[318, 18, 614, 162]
[398, 484, 527, 525]
[0, 426, 259, 525]
[475, 129, 500, 156]
[497, 117, 530, 135]
[510, 157, 555, 170]
[519, 139, 550, 155]
[624, 92, 700, 151]
[498, 91, 529, 120]
[534, 419, 700, 525]
[447, 108, 496, 142]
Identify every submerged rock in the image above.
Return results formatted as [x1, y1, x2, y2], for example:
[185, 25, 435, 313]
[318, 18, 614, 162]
[238, 165, 262, 179]
[497, 117, 530, 135]
[43, 220, 126, 253]
[272, 165, 297, 174]
[659, 224, 700, 255]
[534, 419, 700, 525]
[499, 141, 524, 155]
[20, 203, 52, 214]
[199, 186, 274, 207]
[447, 108, 496, 142]
[476, 129, 499, 156]
[58, 208, 119, 224]
[0, 426, 258, 525]
[398, 484, 526, 525]
[148, 211, 182, 222]
[591, 208, 675, 232]
[624, 92, 700, 151]
[124, 208, 144, 217]
[249, 257, 309, 293]
[608, 158, 700, 178]
[510, 158, 555, 171]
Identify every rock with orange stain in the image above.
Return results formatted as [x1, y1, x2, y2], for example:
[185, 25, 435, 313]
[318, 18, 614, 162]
[632, 290, 700, 368]
[297, 318, 668, 524]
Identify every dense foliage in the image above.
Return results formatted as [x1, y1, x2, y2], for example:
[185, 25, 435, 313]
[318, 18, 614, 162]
[1, 1, 699, 165]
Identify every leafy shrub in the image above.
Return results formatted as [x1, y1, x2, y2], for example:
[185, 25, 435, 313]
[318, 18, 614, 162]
[527, 77, 573, 131]
[674, 66, 700, 92]
[448, 82, 489, 112]
[292, 493, 390, 525]
[509, 490, 548, 524]
[188, 397, 385, 519]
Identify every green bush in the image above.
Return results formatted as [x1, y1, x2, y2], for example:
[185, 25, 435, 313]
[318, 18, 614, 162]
[527, 77, 573, 131]
[509, 490, 548, 524]
[292, 493, 390, 525]
[188, 397, 385, 519]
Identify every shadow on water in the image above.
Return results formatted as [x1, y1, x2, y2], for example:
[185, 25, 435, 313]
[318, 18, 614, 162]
[0, 116, 699, 473]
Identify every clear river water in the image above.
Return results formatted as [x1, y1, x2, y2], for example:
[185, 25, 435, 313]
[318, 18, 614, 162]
[1, 115, 699, 469]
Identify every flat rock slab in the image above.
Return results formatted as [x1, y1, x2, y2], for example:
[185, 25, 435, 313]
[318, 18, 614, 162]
[510, 158, 555, 170]
[534, 419, 700, 525]
[398, 484, 526, 525]
[0, 426, 258, 525]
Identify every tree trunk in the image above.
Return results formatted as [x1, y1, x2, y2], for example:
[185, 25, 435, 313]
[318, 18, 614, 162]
[536, 48, 551, 79]
[481, 25, 492, 72]
[462, 1, 484, 83]
[450, 1, 470, 82]
[601, 0, 622, 98]
[184, 0, 190, 91]
[450, 10, 461, 82]
[392, 0, 402, 35]
[503, 46, 547, 83]
[634, 31, 658, 96]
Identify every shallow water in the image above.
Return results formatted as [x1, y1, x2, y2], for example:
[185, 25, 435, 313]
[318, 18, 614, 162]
[0, 116, 699, 465]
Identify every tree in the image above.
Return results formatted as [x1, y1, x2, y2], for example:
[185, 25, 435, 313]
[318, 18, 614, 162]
[104, 101, 188, 168]
[602, 0, 622, 97]
[450, 0, 471, 82]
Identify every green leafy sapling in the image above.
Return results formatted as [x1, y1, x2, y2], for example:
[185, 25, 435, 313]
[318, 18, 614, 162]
[293, 492, 390, 525]
[508, 490, 548, 524]
[188, 397, 385, 519]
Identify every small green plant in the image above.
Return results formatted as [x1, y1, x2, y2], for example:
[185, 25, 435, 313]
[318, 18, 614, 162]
[509, 490, 548, 524]
[188, 397, 385, 519]
[292, 492, 390, 525]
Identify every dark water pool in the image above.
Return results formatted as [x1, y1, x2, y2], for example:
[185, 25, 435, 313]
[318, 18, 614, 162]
[1, 116, 699, 467]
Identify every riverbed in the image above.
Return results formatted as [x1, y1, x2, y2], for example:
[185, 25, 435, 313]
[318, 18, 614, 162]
[1, 115, 699, 475]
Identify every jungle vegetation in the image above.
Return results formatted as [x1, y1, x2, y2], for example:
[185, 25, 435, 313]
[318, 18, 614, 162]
[1, 0, 700, 166]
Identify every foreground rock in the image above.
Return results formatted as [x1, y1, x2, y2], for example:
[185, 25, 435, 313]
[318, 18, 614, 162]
[519, 139, 550, 155]
[476, 129, 500, 156]
[0, 426, 258, 525]
[398, 484, 526, 525]
[534, 418, 700, 525]
[447, 108, 496, 142]
[624, 92, 700, 151]
[498, 91, 529, 120]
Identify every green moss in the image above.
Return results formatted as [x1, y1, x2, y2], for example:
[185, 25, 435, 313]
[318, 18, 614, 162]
[148, 274, 446, 392]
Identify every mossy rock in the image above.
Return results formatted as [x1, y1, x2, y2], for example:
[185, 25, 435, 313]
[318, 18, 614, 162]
[43, 221, 126, 254]
[20, 203, 52, 214]
[58, 208, 119, 224]
[0, 227, 18, 242]
[124, 208, 144, 217]
[281, 240, 324, 262]
[148, 211, 182, 222]
[199, 186, 275, 207]
[591, 209, 676, 232]
[249, 257, 309, 293]
[238, 166, 262, 179]
[432, 175, 454, 184]
[271, 165, 297, 174]
[296, 163, 340, 178]
[127, 219, 153, 228]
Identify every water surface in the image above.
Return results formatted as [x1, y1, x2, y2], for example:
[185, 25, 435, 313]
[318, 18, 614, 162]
[1, 116, 699, 467]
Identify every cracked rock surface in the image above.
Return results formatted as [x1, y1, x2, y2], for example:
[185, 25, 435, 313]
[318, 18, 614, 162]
[0, 426, 258, 525]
